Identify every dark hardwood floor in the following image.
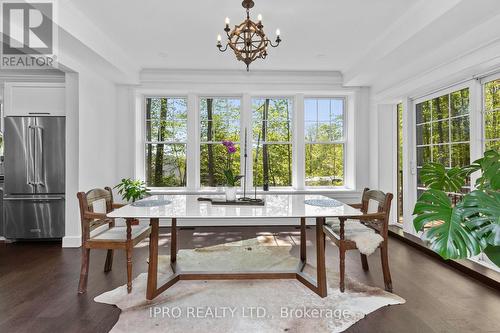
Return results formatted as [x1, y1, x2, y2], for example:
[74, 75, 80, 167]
[1, 226, 499, 333]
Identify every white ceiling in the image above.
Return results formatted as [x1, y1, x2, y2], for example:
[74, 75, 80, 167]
[67, 0, 415, 72]
[65, 0, 500, 97]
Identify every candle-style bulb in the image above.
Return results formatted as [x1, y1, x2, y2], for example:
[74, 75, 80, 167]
[257, 14, 262, 22]
[217, 34, 222, 42]
[225, 17, 230, 25]
[276, 28, 280, 36]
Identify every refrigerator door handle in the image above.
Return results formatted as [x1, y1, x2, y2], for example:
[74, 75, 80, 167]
[35, 126, 45, 187]
[4, 196, 64, 201]
[27, 125, 36, 186]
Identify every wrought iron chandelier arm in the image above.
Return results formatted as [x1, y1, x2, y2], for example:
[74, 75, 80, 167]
[217, 42, 229, 52]
[267, 37, 281, 48]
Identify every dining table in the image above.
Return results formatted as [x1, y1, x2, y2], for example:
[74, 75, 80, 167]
[107, 194, 363, 300]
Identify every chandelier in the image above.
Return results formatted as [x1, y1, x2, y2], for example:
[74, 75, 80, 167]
[216, 0, 281, 71]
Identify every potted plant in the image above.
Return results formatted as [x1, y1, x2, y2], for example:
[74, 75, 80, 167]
[413, 149, 499, 267]
[114, 178, 150, 224]
[222, 140, 242, 201]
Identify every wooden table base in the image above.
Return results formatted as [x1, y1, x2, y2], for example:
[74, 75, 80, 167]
[146, 217, 328, 300]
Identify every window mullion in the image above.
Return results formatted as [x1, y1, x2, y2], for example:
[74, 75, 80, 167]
[470, 80, 483, 187]
[294, 94, 305, 190]
[241, 93, 253, 191]
[187, 93, 198, 190]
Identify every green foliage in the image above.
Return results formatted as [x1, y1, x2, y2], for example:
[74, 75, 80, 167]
[420, 163, 467, 192]
[462, 190, 500, 246]
[413, 189, 483, 259]
[145, 97, 187, 187]
[252, 98, 293, 187]
[472, 149, 500, 190]
[200, 98, 241, 186]
[114, 178, 149, 202]
[223, 169, 243, 187]
[484, 245, 500, 266]
[146, 97, 345, 188]
[221, 141, 242, 187]
[413, 149, 500, 267]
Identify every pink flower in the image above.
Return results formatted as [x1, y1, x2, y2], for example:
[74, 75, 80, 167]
[227, 145, 236, 154]
[222, 140, 234, 147]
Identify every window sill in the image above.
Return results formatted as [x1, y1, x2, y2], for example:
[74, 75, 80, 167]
[147, 187, 361, 197]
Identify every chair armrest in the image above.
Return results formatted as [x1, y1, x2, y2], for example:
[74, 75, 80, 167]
[84, 212, 107, 220]
[112, 203, 126, 209]
[349, 203, 363, 209]
[355, 212, 386, 221]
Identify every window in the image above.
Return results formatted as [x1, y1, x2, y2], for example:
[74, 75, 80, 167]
[304, 98, 345, 186]
[142, 94, 351, 190]
[397, 103, 404, 223]
[483, 79, 499, 151]
[415, 88, 470, 195]
[252, 98, 293, 188]
[145, 97, 187, 187]
[199, 97, 241, 187]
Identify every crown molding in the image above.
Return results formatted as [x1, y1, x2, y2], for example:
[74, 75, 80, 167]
[138, 69, 347, 93]
[0, 69, 65, 84]
[140, 68, 343, 85]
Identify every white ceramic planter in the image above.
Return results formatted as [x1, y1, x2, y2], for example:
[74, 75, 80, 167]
[225, 186, 237, 201]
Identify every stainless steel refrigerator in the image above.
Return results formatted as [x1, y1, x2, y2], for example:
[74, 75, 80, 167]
[3, 116, 65, 239]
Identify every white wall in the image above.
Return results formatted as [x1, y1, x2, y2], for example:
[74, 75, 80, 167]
[376, 104, 397, 224]
[62, 66, 120, 247]
[353, 87, 371, 190]
[77, 70, 119, 189]
[115, 85, 136, 180]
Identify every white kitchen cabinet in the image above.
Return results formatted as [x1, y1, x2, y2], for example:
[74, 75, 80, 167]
[3, 82, 65, 116]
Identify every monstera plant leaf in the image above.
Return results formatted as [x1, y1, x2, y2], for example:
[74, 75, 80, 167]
[484, 245, 500, 267]
[473, 149, 500, 190]
[413, 189, 484, 260]
[462, 190, 500, 247]
[420, 163, 469, 192]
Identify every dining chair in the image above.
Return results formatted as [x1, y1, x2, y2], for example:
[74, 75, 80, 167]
[77, 187, 151, 294]
[323, 188, 393, 292]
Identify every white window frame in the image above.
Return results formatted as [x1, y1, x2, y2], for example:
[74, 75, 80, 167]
[198, 96, 243, 189]
[407, 80, 475, 235]
[476, 73, 500, 270]
[303, 97, 347, 188]
[480, 73, 500, 151]
[414, 85, 472, 194]
[143, 95, 189, 190]
[250, 96, 295, 190]
[137, 92, 354, 193]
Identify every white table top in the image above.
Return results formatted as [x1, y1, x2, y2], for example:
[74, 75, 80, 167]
[107, 194, 363, 220]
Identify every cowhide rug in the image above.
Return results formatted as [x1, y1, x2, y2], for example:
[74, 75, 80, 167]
[95, 238, 405, 333]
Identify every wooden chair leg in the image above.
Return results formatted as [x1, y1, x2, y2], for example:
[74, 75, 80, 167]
[104, 249, 114, 272]
[339, 246, 346, 292]
[380, 243, 393, 292]
[126, 248, 133, 293]
[78, 248, 90, 294]
[360, 253, 369, 271]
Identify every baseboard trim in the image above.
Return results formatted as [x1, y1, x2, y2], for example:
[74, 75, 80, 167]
[389, 226, 500, 291]
[62, 236, 81, 248]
